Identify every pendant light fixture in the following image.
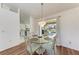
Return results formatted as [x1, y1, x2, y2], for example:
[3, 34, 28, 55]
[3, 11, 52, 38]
[38, 3, 46, 27]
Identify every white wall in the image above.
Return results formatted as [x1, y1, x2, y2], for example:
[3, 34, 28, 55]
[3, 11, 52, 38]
[29, 16, 39, 35]
[33, 19, 40, 35]
[60, 7, 79, 51]
[20, 13, 30, 24]
[45, 7, 79, 51]
[0, 3, 1, 8]
[0, 8, 22, 51]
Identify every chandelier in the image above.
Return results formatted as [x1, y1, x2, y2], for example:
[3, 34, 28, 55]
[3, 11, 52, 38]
[38, 3, 46, 27]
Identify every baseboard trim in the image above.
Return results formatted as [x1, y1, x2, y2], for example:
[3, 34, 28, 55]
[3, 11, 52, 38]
[0, 41, 24, 52]
[0, 42, 27, 55]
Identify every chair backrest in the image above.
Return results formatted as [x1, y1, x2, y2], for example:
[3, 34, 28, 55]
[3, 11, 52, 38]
[25, 35, 39, 54]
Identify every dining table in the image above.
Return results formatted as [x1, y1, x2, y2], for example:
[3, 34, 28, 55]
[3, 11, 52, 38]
[26, 35, 56, 55]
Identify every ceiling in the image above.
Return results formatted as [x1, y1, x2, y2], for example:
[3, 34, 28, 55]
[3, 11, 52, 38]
[4, 3, 79, 19]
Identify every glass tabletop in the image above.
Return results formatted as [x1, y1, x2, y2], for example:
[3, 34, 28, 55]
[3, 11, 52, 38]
[31, 38, 49, 44]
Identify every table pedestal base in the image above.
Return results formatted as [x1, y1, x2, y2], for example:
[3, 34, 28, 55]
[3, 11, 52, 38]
[33, 50, 47, 55]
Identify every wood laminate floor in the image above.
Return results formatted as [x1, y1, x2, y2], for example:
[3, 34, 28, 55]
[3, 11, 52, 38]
[0, 43, 79, 55]
[56, 46, 79, 55]
[0, 43, 27, 55]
